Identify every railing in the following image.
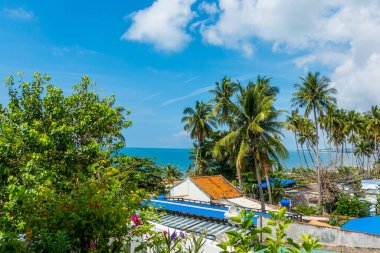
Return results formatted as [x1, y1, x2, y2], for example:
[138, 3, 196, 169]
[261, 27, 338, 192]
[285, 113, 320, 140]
[166, 197, 302, 221]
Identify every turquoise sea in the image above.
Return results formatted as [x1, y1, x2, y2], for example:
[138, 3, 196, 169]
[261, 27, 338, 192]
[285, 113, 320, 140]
[122, 147, 354, 172]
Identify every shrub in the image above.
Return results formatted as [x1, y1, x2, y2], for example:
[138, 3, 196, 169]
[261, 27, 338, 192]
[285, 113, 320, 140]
[332, 195, 371, 217]
[294, 205, 318, 215]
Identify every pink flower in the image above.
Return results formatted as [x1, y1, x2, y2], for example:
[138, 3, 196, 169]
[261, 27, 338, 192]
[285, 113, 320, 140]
[90, 242, 97, 247]
[130, 215, 142, 226]
[163, 230, 168, 235]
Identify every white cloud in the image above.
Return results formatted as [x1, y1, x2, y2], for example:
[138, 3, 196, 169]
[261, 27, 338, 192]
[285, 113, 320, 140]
[122, 0, 196, 52]
[3, 7, 34, 21]
[199, 0, 380, 108]
[162, 86, 212, 106]
[124, 0, 380, 109]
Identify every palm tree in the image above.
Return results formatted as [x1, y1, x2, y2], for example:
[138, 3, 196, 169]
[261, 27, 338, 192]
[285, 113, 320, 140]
[214, 80, 287, 212]
[291, 72, 337, 208]
[163, 164, 183, 185]
[297, 117, 317, 167]
[182, 101, 216, 175]
[355, 140, 372, 174]
[343, 110, 363, 166]
[286, 109, 303, 167]
[366, 106, 380, 161]
[320, 105, 337, 166]
[209, 77, 238, 126]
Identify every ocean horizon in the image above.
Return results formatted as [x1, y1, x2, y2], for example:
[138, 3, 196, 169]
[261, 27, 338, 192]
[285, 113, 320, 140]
[121, 147, 355, 172]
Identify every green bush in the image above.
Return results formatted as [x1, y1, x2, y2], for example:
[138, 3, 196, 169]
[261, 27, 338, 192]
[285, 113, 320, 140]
[0, 73, 158, 252]
[332, 195, 371, 217]
[294, 205, 318, 215]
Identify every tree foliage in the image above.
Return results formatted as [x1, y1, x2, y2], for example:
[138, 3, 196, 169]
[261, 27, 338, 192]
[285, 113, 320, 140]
[0, 73, 158, 252]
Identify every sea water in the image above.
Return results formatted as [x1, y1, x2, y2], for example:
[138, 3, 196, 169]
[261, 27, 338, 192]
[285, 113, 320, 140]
[121, 147, 356, 173]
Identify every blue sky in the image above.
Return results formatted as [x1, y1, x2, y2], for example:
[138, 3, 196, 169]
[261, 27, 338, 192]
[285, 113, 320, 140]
[1, 0, 379, 149]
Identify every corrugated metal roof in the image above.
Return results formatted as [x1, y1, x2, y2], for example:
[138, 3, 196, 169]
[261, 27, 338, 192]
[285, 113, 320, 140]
[191, 175, 242, 200]
[154, 213, 242, 240]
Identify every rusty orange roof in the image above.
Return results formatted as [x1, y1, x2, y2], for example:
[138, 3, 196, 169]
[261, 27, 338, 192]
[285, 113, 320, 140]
[191, 175, 242, 200]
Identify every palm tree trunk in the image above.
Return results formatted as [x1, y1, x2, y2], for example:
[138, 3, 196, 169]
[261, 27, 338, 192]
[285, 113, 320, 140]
[253, 148, 266, 212]
[375, 135, 378, 160]
[313, 107, 322, 209]
[322, 128, 332, 166]
[237, 167, 242, 189]
[306, 141, 315, 166]
[367, 156, 370, 177]
[295, 133, 303, 168]
[301, 144, 310, 168]
[265, 173, 272, 204]
[351, 138, 355, 168]
[195, 142, 200, 175]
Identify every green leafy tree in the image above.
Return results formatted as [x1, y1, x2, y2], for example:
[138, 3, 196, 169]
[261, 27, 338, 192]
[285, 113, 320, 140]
[0, 73, 155, 252]
[333, 195, 371, 217]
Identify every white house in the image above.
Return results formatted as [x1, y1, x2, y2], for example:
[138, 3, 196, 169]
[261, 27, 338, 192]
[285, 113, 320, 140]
[169, 175, 277, 211]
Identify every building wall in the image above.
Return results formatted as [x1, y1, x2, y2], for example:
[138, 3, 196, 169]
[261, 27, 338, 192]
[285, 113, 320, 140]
[260, 217, 380, 252]
[169, 178, 211, 202]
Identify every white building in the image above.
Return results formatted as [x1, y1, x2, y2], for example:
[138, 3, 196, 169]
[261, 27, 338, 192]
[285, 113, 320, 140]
[169, 175, 277, 211]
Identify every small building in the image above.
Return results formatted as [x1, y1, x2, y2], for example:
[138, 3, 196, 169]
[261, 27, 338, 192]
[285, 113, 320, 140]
[169, 175, 242, 203]
[169, 175, 278, 211]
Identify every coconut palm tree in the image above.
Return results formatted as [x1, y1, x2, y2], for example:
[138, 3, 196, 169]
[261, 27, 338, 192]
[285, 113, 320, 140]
[343, 110, 363, 166]
[214, 80, 287, 212]
[297, 116, 317, 167]
[366, 106, 380, 161]
[163, 164, 183, 185]
[209, 77, 238, 126]
[182, 101, 216, 175]
[355, 140, 372, 174]
[286, 109, 303, 167]
[291, 72, 337, 208]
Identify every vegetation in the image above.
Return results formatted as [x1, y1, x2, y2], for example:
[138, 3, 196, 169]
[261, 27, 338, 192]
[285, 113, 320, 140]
[182, 72, 379, 214]
[217, 207, 321, 253]
[162, 164, 183, 185]
[182, 101, 216, 175]
[332, 195, 371, 218]
[0, 73, 159, 252]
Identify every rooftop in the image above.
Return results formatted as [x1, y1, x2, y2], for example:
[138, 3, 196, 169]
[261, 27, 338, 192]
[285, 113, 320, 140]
[191, 175, 242, 200]
[341, 216, 380, 235]
[153, 213, 241, 240]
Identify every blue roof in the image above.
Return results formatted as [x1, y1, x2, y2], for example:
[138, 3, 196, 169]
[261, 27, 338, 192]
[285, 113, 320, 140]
[149, 198, 228, 219]
[148, 198, 261, 223]
[341, 216, 380, 235]
[256, 178, 296, 189]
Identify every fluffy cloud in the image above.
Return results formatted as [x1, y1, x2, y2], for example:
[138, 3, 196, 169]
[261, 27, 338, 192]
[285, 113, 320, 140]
[122, 0, 196, 52]
[123, 0, 380, 109]
[200, 0, 380, 109]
